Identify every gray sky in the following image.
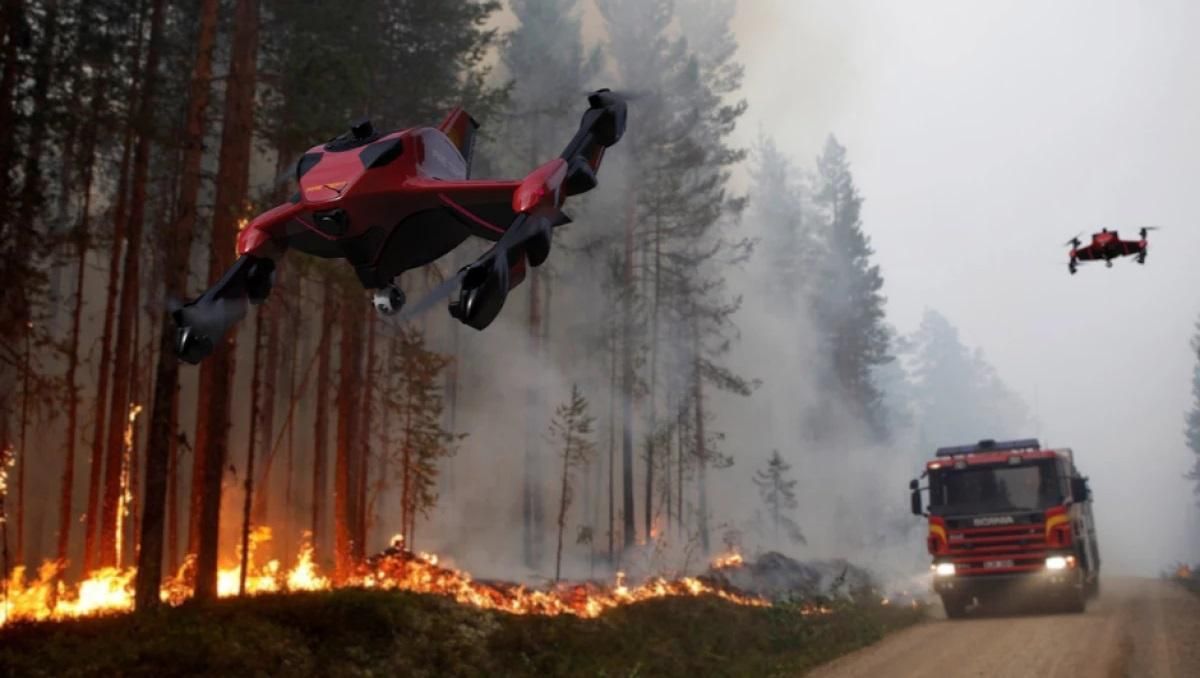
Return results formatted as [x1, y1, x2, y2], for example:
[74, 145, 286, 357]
[731, 0, 1200, 573]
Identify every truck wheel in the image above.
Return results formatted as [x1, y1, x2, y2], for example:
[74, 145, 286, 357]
[1086, 576, 1100, 599]
[941, 594, 968, 619]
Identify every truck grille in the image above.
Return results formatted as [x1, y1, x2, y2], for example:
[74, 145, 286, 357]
[946, 522, 1047, 575]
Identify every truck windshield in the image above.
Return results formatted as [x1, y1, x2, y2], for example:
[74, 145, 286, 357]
[929, 461, 1060, 516]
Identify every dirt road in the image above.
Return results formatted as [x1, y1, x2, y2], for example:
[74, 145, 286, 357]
[808, 578, 1200, 678]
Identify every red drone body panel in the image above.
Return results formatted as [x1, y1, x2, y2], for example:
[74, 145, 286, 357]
[1066, 227, 1155, 274]
[173, 90, 628, 364]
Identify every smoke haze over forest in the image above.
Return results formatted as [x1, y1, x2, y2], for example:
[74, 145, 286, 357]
[475, 0, 1200, 578]
[725, 0, 1200, 574]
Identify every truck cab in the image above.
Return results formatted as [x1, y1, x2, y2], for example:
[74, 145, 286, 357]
[910, 438, 1100, 618]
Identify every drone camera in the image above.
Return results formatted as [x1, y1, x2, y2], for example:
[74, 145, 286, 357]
[313, 208, 350, 237]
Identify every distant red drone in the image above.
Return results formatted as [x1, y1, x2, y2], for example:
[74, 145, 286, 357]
[1066, 227, 1158, 275]
[173, 90, 627, 363]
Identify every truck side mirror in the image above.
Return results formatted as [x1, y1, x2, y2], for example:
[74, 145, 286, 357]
[909, 478, 922, 515]
[1070, 477, 1090, 502]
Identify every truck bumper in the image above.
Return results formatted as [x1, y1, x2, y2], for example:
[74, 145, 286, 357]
[933, 570, 1082, 599]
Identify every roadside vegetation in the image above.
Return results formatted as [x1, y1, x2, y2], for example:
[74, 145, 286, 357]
[0, 589, 923, 677]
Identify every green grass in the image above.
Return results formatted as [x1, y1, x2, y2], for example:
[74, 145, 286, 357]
[0, 590, 923, 678]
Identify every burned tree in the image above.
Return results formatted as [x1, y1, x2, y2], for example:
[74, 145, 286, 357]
[136, 0, 220, 610]
[99, 0, 166, 570]
[334, 286, 367, 582]
[192, 0, 260, 602]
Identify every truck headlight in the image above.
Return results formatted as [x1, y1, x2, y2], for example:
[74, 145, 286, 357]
[1045, 556, 1070, 570]
[933, 562, 956, 576]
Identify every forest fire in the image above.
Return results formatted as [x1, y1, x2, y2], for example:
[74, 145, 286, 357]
[711, 550, 745, 570]
[114, 404, 143, 567]
[1, 533, 767, 627]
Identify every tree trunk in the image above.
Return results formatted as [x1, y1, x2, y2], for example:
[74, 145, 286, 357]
[522, 269, 542, 569]
[311, 279, 334, 559]
[282, 282, 300, 557]
[100, 0, 162, 568]
[16, 325, 29, 564]
[249, 147, 287, 531]
[662, 389, 672, 535]
[0, 0, 25, 231]
[334, 292, 364, 582]
[356, 312, 377, 558]
[1, 412, 10, 588]
[58, 105, 100, 564]
[12, 4, 59, 475]
[83, 108, 135, 573]
[607, 317, 616, 564]
[165, 385, 180, 574]
[555, 438, 572, 583]
[249, 266, 282, 531]
[193, 0, 259, 602]
[369, 334, 395, 546]
[693, 338, 709, 554]
[239, 307, 265, 595]
[400, 365, 415, 548]
[677, 403, 685, 533]
[123, 310, 144, 568]
[14, 0, 57, 240]
[620, 199, 637, 550]
[443, 293, 460, 499]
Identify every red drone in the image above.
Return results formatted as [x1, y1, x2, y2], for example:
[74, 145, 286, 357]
[173, 90, 627, 363]
[1066, 227, 1158, 275]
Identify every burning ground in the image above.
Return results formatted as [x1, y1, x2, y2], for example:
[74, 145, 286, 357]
[0, 533, 772, 625]
[0, 547, 923, 676]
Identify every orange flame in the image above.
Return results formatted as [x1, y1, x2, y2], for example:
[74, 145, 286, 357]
[0, 443, 14, 501]
[114, 404, 143, 567]
[1, 531, 769, 627]
[711, 550, 744, 570]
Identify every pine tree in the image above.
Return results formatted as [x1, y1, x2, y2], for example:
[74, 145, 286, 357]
[502, 0, 600, 575]
[1184, 318, 1200, 498]
[99, 0, 165, 570]
[809, 135, 891, 440]
[752, 450, 804, 545]
[310, 275, 337, 561]
[84, 1, 146, 574]
[192, 0, 260, 602]
[596, 0, 684, 551]
[747, 135, 820, 307]
[334, 281, 367, 582]
[549, 385, 596, 582]
[136, 0, 220, 609]
[388, 327, 458, 549]
[906, 309, 1029, 449]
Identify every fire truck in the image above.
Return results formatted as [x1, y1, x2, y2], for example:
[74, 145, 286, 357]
[909, 438, 1100, 618]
